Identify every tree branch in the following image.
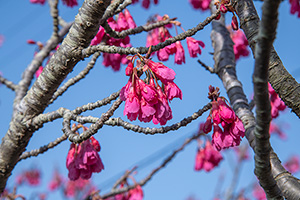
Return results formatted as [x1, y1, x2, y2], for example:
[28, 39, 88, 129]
[0, 75, 17, 91]
[0, 0, 110, 193]
[252, 0, 283, 198]
[234, 0, 300, 119]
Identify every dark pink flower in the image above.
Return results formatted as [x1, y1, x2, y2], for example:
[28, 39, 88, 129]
[231, 15, 239, 30]
[128, 185, 143, 200]
[268, 83, 286, 119]
[30, 0, 46, 4]
[90, 26, 105, 46]
[62, 0, 78, 7]
[194, 140, 223, 172]
[117, 12, 129, 31]
[284, 156, 300, 174]
[35, 66, 43, 78]
[164, 81, 182, 101]
[124, 9, 137, 29]
[252, 184, 266, 200]
[174, 41, 185, 64]
[48, 170, 63, 191]
[269, 122, 287, 140]
[145, 59, 176, 83]
[289, 0, 300, 17]
[186, 37, 205, 58]
[66, 138, 104, 181]
[23, 169, 41, 186]
[189, 0, 211, 11]
[228, 29, 249, 60]
[152, 86, 173, 125]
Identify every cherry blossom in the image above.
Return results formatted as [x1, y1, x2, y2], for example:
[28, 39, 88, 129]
[30, 0, 46, 5]
[48, 170, 64, 191]
[16, 169, 41, 186]
[186, 37, 205, 58]
[35, 66, 44, 78]
[203, 86, 245, 151]
[66, 136, 104, 181]
[62, 0, 78, 7]
[228, 28, 249, 60]
[284, 156, 300, 174]
[289, 0, 300, 17]
[194, 140, 223, 172]
[268, 83, 286, 119]
[120, 56, 182, 125]
[189, 0, 211, 11]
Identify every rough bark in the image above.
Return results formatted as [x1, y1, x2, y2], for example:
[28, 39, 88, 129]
[0, 0, 110, 193]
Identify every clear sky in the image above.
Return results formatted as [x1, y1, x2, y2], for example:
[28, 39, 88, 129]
[0, 0, 300, 199]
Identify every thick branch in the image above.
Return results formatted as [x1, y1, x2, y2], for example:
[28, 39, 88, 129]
[0, 0, 110, 193]
[234, 0, 300, 118]
[253, 0, 282, 199]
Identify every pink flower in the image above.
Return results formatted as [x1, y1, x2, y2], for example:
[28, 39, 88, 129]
[268, 83, 286, 119]
[284, 156, 300, 174]
[204, 86, 245, 151]
[142, 0, 150, 9]
[20, 169, 41, 186]
[174, 41, 185, 64]
[117, 12, 129, 32]
[186, 37, 205, 58]
[152, 86, 173, 125]
[30, 0, 46, 5]
[66, 137, 104, 181]
[124, 9, 137, 29]
[48, 170, 63, 191]
[64, 178, 90, 198]
[231, 15, 239, 30]
[194, 140, 223, 172]
[252, 184, 266, 200]
[128, 185, 143, 200]
[35, 66, 44, 78]
[62, 0, 78, 7]
[289, 0, 300, 17]
[269, 122, 287, 140]
[145, 59, 176, 84]
[189, 0, 211, 11]
[90, 26, 105, 46]
[164, 81, 183, 101]
[228, 29, 249, 60]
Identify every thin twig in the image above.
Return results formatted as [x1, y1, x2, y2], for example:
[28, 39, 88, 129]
[197, 59, 215, 73]
[49, 0, 59, 38]
[0, 75, 17, 91]
[49, 52, 101, 104]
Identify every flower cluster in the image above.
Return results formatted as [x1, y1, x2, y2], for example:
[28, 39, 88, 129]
[268, 83, 286, 119]
[284, 155, 300, 174]
[203, 86, 245, 151]
[289, 0, 300, 17]
[90, 9, 136, 71]
[66, 134, 104, 181]
[215, 0, 239, 30]
[131, 0, 159, 9]
[228, 28, 250, 61]
[16, 169, 41, 186]
[146, 15, 205, 64]
[120, 55, 182, 125]
[194, 139, 223, 172]
[189, 0, 211, 11]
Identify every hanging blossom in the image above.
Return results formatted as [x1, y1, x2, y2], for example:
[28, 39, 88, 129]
[64, 178, 91, 198]
[269, 122, 287, 140]
[252, 184, 266, 200]
[120, 53, 182, 125]
[289, 0, 300, 17]
[284, 155, 300, 174]
[90, 9, 136, 71]
[131, 0, 159, 9]
[194, 137, 223, 172]
[202, 86, 245, 151]
[268, 83, 286, 119]
[66, 133, 104, 181]
[48, 170, 64, 191]
[62, 0, 78, 7]
[29, 0, 46, 5]
[189, 0, 211, 11]
[16, 169, 41, 186]
[228, 28, 250, 61]
[146, 15, 204, 64]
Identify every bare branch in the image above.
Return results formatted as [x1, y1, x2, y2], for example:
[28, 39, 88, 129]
[49, 0, 59, 38]
[49, 52, 101, 104]
[0, 75, 17, 91]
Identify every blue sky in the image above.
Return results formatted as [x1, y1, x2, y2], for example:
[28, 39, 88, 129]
[0, 0, 300, 199]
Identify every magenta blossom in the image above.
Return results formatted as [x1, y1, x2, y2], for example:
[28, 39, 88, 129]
[194, 140, 223, 172]
[284, 156, 300, 174]
[252, 184, 266, 200]
[128, 185, 144, 200]
[30, 0, 46, 4]
[186, 37, 205, 58]
[62, 0, 78, 7]
[203, 86, 245, 151]
[189, 0, 211, 11]
[66, 136, 104, 181]
[48, 170, 64, 191]
[228, 28, 250, 61]
[289, 0, 300, 17]
[268, 83, 286, 119]
[174, 41, 185, 64]
[35, 66, 44, 78]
